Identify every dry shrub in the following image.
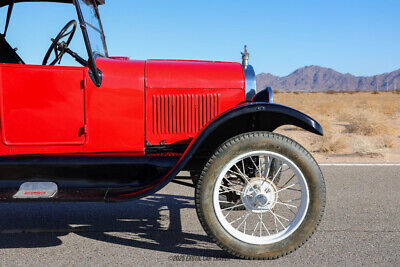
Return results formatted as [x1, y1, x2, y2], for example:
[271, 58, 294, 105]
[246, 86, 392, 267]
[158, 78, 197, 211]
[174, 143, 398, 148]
[349, 137, 383, 157]
[379, 103, 399, 116]
[375, 135, 394, 149]
[274, 92, 400, 157]
[357, 99, 378, 111]
[337, 110, 353, 122]
[344, 112, 395, 136]
[318, 116, 333, 132]
[326, 90, 337, 94]
[313, 117, 349, 153]
[314, 103, 340, 117]
[354, 97, 399, 116]
[350, 137, 375, 155]
[317, 134, 348, 153]
[379, 100, 400, 116]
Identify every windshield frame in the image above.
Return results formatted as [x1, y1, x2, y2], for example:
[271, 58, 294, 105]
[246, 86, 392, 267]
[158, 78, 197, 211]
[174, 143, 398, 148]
[73, 0, 107, 87]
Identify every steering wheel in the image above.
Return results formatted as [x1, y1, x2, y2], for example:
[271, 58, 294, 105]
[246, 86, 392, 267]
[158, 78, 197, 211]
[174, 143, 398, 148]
[42, 20, 77, 66]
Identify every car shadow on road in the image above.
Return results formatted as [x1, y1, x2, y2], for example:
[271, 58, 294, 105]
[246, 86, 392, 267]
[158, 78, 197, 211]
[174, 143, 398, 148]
[0, 193, 231, 258]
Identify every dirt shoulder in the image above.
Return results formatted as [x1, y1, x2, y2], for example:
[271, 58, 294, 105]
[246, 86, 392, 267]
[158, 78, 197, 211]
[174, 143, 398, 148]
[274, 92, 400, 163]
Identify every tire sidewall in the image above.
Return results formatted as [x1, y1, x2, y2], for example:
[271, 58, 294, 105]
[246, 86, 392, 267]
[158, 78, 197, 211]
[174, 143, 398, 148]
[196, 131, 325, 259]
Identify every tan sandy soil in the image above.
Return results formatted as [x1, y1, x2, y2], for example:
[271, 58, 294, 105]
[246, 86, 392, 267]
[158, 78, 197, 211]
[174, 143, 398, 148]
[273, 91, 400, 163]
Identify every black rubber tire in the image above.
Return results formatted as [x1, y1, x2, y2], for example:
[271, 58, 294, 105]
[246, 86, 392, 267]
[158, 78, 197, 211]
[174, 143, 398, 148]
[195, 131, 326, 260]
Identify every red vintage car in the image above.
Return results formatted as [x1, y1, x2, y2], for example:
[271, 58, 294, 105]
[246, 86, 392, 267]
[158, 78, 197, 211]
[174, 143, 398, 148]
[0, 0, 326, 260]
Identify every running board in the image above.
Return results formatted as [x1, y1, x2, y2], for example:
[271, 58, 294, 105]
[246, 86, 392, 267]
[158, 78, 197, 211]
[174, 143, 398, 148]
[13, 182, 58, 199]
[0, 156, 181, 202]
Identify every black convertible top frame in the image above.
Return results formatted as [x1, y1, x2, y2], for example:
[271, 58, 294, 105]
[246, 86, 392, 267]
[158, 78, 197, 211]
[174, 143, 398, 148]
[1, 0, 107, 87]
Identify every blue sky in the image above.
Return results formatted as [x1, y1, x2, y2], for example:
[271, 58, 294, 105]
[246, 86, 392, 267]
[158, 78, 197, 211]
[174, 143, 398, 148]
[1, 0, 399, 76]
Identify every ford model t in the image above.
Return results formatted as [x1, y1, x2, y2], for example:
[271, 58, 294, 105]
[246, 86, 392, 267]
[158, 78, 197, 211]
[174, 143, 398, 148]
[0, 0, 325, 260]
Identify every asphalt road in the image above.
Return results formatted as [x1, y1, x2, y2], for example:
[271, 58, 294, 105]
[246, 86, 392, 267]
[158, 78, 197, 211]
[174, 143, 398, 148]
[0, 165, 399, 266]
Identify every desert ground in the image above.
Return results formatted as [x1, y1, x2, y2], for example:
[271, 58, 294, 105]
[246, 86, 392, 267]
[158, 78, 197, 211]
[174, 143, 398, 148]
[274, 91, 400, 163]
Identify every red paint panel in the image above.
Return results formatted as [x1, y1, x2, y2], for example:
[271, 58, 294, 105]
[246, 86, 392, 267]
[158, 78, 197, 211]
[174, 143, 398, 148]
[146, 88, 244, 145]
[0, 58, 145, 156]
[146, 60, 245, 89]
[0, 65, 85, 146]
[0, 57, 244, 156]
[82, 58, 146, 153]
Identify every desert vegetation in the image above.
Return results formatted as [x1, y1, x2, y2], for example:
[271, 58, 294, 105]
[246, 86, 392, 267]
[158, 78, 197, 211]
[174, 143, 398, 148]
[274, 91, 400, 162]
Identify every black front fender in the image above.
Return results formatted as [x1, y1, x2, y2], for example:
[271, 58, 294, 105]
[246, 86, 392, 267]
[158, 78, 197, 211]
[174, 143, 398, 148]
[183, 102, 322, 167]
[108, 103, 322, 201]
[248, 102, 323, 135]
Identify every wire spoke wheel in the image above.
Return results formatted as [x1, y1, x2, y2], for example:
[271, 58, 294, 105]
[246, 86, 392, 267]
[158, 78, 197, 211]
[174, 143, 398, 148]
[195, 132, 325, 259]
[213, 151, 309, 245]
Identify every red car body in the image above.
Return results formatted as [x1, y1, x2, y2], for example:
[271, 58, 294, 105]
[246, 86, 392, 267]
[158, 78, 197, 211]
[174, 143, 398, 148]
[0, 0, 322, 202]
[0, 58, 245, 155]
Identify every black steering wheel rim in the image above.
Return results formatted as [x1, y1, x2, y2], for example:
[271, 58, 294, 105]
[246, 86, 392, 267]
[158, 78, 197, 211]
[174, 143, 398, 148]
[42, 20, 77, 66]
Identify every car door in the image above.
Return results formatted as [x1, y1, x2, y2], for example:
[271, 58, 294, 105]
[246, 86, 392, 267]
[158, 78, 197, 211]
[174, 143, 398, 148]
[0, 64, 86, 146]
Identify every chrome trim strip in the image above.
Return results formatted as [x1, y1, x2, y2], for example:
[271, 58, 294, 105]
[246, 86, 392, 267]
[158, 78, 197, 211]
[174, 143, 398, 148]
[244, 65, 257, 101]
[266, 86, 274, 103]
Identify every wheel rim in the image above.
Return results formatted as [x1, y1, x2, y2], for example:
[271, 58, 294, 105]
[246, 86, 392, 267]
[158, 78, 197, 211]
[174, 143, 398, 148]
[213, 151, 309, 245]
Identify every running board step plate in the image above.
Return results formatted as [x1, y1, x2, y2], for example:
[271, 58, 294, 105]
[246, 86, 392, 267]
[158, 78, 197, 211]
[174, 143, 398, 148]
[13, 182, 58, 199]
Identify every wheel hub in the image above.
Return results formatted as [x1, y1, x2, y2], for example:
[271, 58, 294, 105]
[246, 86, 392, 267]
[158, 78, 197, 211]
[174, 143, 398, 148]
[241, 179, 278, 213]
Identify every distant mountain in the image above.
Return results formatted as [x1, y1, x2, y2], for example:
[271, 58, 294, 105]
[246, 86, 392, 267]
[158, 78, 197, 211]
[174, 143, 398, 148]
[256, 65, 400, 92]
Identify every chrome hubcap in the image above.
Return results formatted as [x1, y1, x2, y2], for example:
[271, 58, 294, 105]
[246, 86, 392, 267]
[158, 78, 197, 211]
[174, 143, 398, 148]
[242, 179, 278, 213]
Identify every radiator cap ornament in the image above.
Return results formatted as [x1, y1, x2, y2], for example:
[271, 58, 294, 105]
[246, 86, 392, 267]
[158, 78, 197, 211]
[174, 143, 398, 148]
[241, 45, 250, 69]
